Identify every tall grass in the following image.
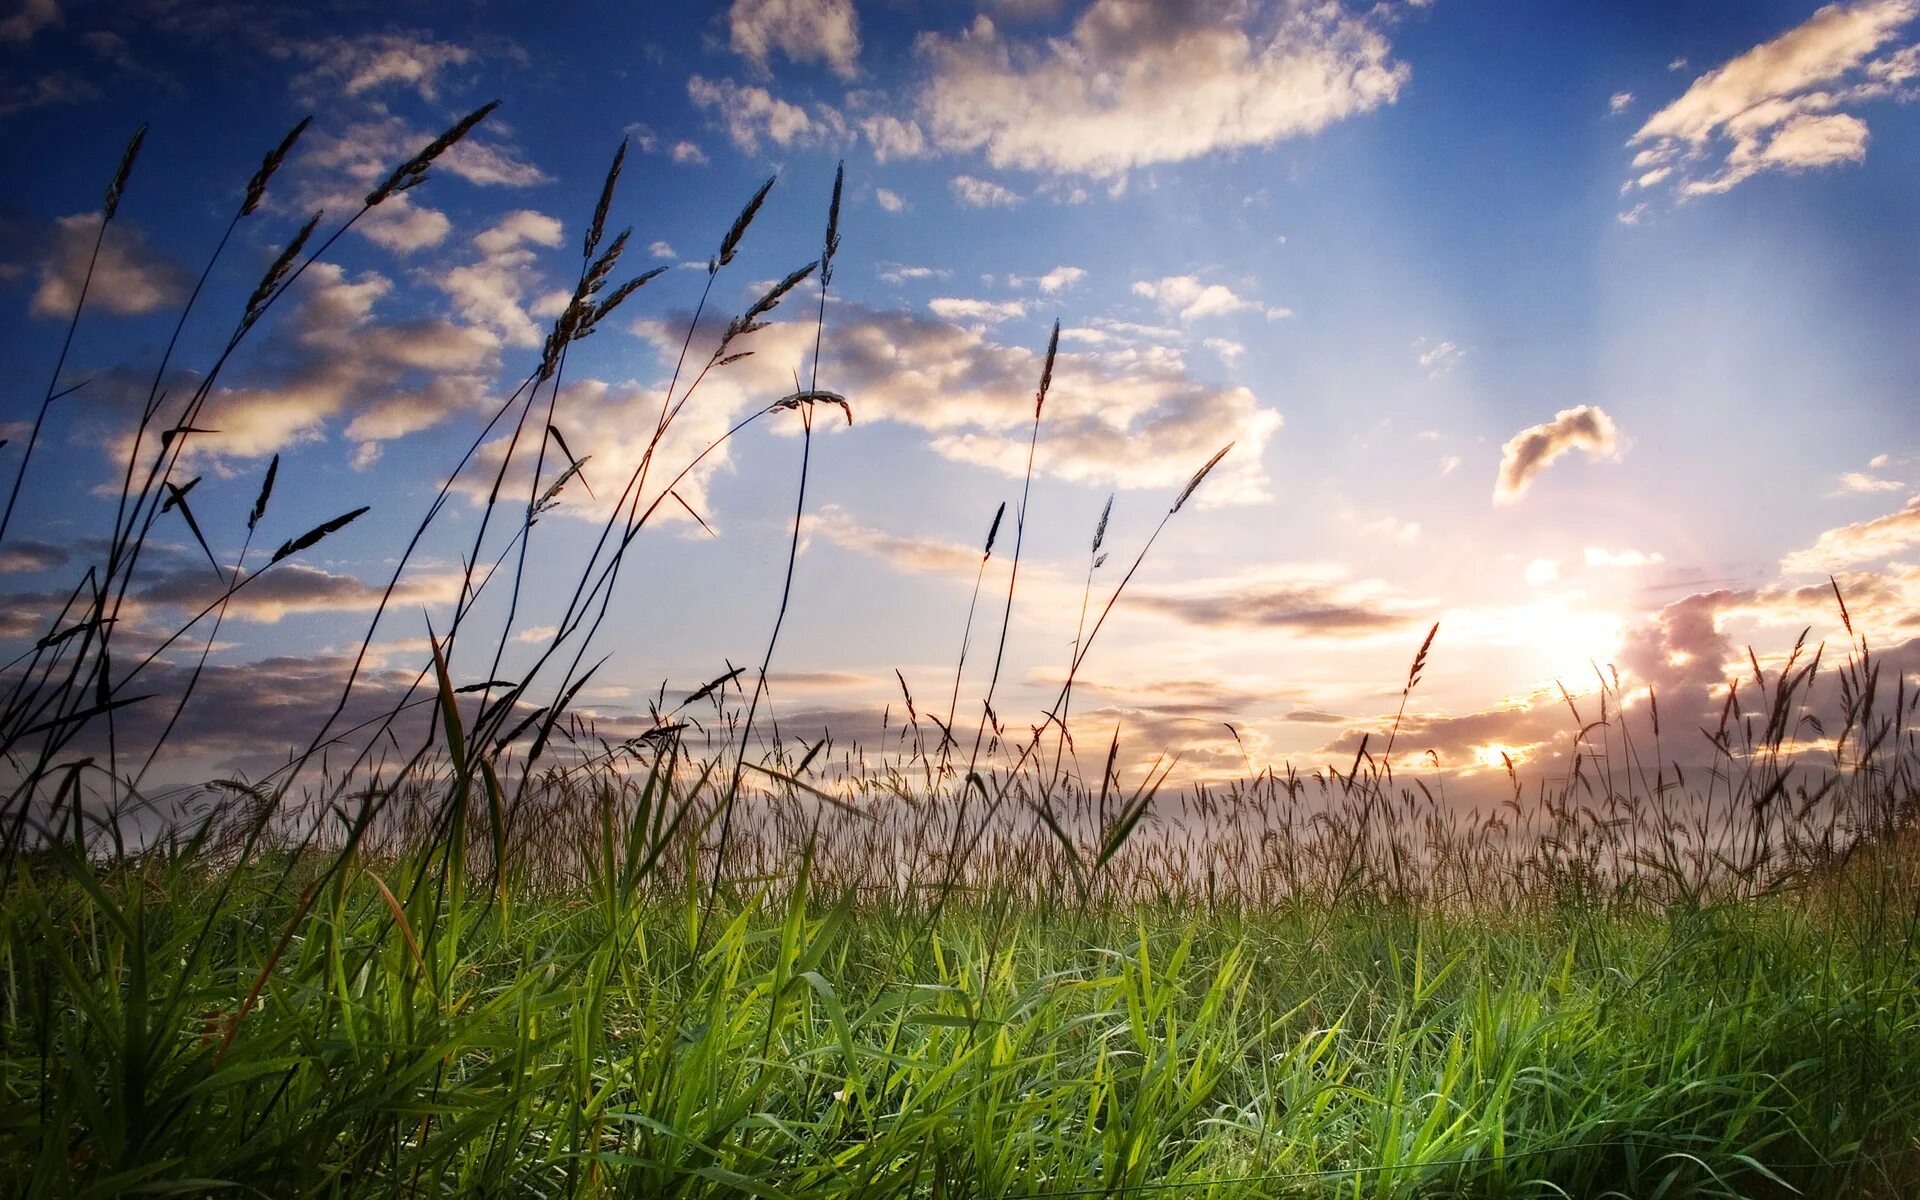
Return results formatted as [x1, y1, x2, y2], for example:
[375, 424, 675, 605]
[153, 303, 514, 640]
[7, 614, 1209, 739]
[1, 114, 1917, 1198]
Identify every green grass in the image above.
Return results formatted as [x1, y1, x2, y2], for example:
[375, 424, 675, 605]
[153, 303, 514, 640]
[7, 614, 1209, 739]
[4, 831, 1918, 1197]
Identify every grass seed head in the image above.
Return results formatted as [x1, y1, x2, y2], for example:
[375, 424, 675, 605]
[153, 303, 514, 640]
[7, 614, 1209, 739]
[243, 116, 311, 216]
[1035, 319, 1060, 418]
[247, 454, 279, 533]
[104, 124, 147, 219]
[821, 161, 844, 286]
[586, 136, 628, 260]
[1172, 442, 1233, 513]
[366, 100, 499, 206]
[243, 211, 321, 333]
[715, 175, 777, 272]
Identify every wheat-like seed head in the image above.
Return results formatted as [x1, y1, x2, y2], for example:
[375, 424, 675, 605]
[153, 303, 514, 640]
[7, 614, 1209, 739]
[104, 125, 147, 220]
[365, 100, 499, 207]
[1172, 443, 1233, 513]
[585, 136, 628, 260]
[243, 116, 311, 217]
[714, 175, 777, 273]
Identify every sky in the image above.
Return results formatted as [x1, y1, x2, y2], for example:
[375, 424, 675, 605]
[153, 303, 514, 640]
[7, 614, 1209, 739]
[2, 0, 1919, 795]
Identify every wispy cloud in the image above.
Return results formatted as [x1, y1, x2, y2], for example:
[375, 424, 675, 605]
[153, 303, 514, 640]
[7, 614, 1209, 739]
[30, 213, 190, 319]
[0, 538, 69, 573]
[916, 0, 1406, 178]
[688, 74, 848, 154]
[1131, 275, 1286, 322]
[279, 31, 476, 102]
[173, 261, 499, 464]
[0, 0, 60, 44]
[861, 113, 926, 160]
[1414, 337, 1463, 376]
[432, 210, 566, 348]
[810, 504, 983, 575]
[729, 0, 861, 80]
[1781, 493, 1920, 573]
[928, 296, 1028, 323]
[950, 173, 1022, 207]
[634, 301, 1286, 504]
[1626, 0, 1919, 199]
[1009, 265, 1084, 293]
[1836, 469, 1905, 493]
[1130, 565, 1419, 637]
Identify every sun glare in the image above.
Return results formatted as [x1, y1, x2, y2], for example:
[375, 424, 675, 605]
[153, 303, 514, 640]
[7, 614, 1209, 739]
[1474, 744, 1523, 771]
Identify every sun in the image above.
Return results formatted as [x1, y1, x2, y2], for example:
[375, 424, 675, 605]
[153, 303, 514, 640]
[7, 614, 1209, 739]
[1474, 744, 1524, 771]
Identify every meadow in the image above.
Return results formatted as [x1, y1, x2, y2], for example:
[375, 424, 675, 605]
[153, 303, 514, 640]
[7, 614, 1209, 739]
[3, 108, 1917, 1199]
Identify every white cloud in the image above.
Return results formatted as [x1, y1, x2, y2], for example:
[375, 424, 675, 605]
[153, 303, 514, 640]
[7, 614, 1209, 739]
[861, 114, 927, 161]
[880, 263, 945, 284]
[928, 296, 1028, 323]
[672, 140, 710, 165]
[295, 116, 547, 254]
[1203, 336, 1244, 363]
[1609, 90, 1635, 113]
[874, 186, 906, 212]
[1492, 405, 1623, 504]
[1628, 0, 1918, 197]
[461, 373, 736, 530]
[1781, 493, 1920, 573]
[729, 0, 861, 80]
[916, 0, 1407, 178]
[439, 139, 552, 188]
[174, 262, 499, 463]
[357, 195, 454, 254]
[1837, 469, 1905, 493]
[1028, 264, 1085, 293]
[649, 240, 676, 259]
[634, 301, 1286, 504]
[433, 210, 564, 348]
[30, 214, 191, 319]
[951, 174, 1022, 207]
[279, 32, 475, 102]
[1414, 338, 1462, 375]
[1131, 275, 1284, 322]
[1439, 454, 1461, 476]
[1524, 557, 1560, 586]
[688, 74, 847, 154]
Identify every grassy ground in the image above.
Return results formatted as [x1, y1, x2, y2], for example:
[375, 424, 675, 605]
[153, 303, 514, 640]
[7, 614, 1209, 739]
[4, 827, 1918, 1198]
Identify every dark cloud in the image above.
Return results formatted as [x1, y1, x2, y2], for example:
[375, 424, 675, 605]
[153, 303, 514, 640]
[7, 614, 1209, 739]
[1493, 405, 1621, 503]
[0, 539, 70, 573]
[1283, 708, 1347, 724]
[1131, 578, 1415, 636]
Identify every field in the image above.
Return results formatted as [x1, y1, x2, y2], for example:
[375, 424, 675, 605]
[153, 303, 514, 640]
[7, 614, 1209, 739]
[4, 108, 1919, 1199]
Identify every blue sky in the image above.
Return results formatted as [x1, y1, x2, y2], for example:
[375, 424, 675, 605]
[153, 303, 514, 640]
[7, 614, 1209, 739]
[3, 0, 1919, 788]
